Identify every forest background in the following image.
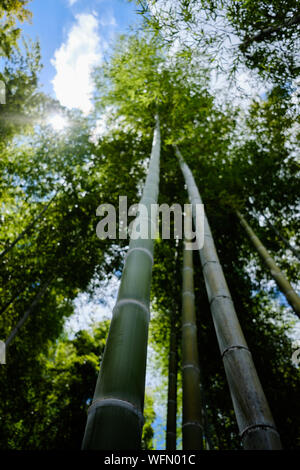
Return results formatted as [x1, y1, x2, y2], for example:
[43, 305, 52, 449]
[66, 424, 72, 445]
[0, 0, 299, 450]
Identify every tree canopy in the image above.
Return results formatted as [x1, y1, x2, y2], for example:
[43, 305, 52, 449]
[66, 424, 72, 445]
[135, 0, 300, 82]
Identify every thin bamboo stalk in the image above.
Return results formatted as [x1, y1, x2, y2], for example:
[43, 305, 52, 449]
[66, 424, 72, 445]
[175, 146, 282, 450]
[166, 322, 177, 450]
[181, 205, 203, 450]
[265, 216, 300, 263]
[82, 115, 161, 450]
[237, 210, 300, 319]
[5, 277, 53, 347]
[0, 286, 25, 316]
[0, 191, 58, 259]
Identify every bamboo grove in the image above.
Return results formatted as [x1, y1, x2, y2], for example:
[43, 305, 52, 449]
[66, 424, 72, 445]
[1, 2, 300, 452]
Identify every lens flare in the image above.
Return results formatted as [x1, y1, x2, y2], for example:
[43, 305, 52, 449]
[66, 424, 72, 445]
[47, 114, 69, 131]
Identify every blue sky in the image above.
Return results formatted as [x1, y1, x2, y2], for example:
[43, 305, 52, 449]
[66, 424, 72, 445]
[21, 0, 140, 113]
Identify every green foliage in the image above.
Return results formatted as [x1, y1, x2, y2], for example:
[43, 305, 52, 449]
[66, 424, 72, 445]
[0, 41, 43, 146]
[142, 393, 156, 450]
[135, 0, 300, 82]
[0, 322, 106, 449]
[0, 14, 299, 450]
[227, 0, 300, 79]
[0, 0, 32, 58]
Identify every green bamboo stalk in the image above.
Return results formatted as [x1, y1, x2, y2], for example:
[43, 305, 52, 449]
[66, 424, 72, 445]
[181, 205, 203, 450]
[265, 215, 300, 263]
[5, 277, 53, 347]
[175, 146, 282, 450]
[0, 191, 58, 259]
[166, 321, 177, 450]
[237, 210, 300, 319]
[0, 285, 26, 316]
[82, 115, 161, 450]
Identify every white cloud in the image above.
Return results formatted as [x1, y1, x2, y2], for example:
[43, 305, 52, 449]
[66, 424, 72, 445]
[68, 0, 79, 6]
[99, 12, 116, 27]
[51, 13, 105, 114]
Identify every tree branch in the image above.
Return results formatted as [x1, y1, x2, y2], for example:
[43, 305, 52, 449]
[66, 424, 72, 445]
[241, 14, 300, 48]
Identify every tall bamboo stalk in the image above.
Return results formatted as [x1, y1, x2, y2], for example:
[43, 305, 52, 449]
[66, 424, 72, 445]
[0, 191, 58, 259]
[82, 115, 161, 450]
[265, 215, 300, 263]
[5, 277, 53, 347]
[175, 146, 282, 450]
[0, 286, 25, 316]
[166, 320, 177, 450]
[237, 210, 300, 319]
[181, 205, 203, 450]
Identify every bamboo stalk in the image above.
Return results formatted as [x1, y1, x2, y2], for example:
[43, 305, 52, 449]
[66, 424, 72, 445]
[181, 205, 203, 450]
[237, 210, 300, 319]
[0, 285, 25, 316]
[82, 115, 161, 450]
[0, 191, 58, 259]
[175, 146, 282, 450]
[241, 14, 300, 47]
[5, 277, 53, 347]
[166, 322, 177, 450]
[265, 216, 300, 263]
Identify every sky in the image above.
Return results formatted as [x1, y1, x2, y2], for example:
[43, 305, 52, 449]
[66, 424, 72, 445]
[21, 0, 140, 114]
[18, 0, 273, 118]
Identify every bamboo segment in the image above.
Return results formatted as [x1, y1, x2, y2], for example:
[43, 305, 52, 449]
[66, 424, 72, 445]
[176, 146, 282, 450]
[237, 210, 300, 319]
[182, 205, 203, 450]
[166, 324, 177, 450]
[82, 116, 161, 450]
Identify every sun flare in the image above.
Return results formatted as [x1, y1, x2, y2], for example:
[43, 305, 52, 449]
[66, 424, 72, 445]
[47, 114, 69, 131]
